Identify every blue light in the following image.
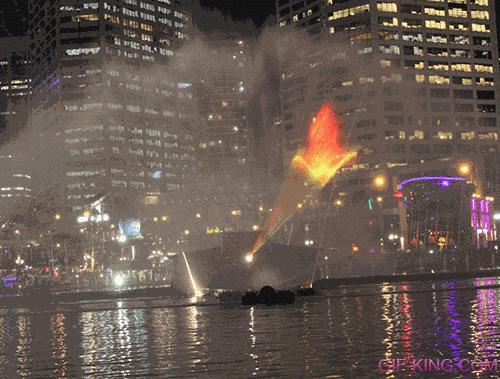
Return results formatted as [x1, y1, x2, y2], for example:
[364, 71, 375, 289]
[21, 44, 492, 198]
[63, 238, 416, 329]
[152, 170, 162, 179]
[118, 218, 142, 239]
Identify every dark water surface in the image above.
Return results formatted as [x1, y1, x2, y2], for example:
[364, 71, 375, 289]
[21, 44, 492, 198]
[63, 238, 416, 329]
[1, 278, 500, 378]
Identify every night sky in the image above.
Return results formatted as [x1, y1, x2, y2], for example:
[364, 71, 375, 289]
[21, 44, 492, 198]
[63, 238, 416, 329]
[195, 0, 276, 33]
[0, 0, 28, 37]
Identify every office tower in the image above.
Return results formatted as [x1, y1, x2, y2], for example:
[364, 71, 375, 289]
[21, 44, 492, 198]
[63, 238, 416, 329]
[275, 0, 500, 253]
[28, 0, 196, 231]
[194, 35, 255, 231]
[0, 36, 30, 138]
[277, 0, 499, 168]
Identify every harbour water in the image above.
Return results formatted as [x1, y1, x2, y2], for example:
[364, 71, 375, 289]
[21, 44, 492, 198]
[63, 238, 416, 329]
[1, 278, 500, 378]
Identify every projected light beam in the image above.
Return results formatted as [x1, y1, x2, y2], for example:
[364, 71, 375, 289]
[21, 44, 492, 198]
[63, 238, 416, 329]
[181, 251, 203, 297]
[250, 102, 357, 258]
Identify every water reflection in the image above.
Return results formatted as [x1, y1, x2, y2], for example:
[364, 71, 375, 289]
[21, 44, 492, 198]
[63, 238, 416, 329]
[51, 313, 68, 378]
[0, 279, 500, 377]
[472, 278, 500, 363]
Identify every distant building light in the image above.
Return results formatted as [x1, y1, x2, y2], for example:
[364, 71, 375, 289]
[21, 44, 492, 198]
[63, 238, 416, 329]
[398, 176, 465, 189]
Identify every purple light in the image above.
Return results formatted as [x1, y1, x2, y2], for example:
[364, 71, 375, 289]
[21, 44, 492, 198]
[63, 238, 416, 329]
[49, 78, 61, 90]
[485, 200, 491, 234]
[471, 197, 478, 231]
[2, 276, 17, 288]
[480, 200, 486, 229]
[439, 180, 451, 189]
[399, 176, 465, 189]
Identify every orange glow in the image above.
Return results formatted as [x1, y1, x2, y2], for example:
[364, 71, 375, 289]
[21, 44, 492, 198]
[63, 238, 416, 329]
[250, 102, 357, 256]
[292, 102, 357, 187]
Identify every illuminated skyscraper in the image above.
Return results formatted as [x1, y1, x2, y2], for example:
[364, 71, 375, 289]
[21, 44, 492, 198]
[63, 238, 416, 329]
[193, 34, 258, 234]
[28, 0, 196, 226]
[0, 36, 30, 138]
[276, 0, 500, 198]
[275, 0, 500, 255]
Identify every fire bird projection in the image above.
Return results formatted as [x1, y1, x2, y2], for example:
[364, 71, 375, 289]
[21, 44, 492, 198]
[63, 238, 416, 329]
[248, 102, 357, 261]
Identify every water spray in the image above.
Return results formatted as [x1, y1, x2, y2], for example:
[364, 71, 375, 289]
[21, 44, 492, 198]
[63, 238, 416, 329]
[181, 250, 203, 297]
[249, 102, 357, 259]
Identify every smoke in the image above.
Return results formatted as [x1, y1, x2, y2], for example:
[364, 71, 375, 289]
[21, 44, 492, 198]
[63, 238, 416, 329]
[0, 8, 423, 247]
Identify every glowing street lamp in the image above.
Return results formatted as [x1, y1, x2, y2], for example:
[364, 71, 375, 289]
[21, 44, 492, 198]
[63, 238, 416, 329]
[244, 253, 254, 263]
[83, 210, 91, 218]
[55, 213, 61, 220]
[373, 175, 386, 189]
[458, 162, 472, 176]
[184, 230, 190, 236]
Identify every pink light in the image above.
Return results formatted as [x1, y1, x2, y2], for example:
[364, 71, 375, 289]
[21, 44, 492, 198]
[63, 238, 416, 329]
[480, 200, 486, 229]
[485, 200, 492, 234]
[471, 197, 478, 231]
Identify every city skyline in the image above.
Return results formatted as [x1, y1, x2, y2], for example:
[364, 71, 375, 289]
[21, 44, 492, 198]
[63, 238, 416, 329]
[0, 2, 499, 377]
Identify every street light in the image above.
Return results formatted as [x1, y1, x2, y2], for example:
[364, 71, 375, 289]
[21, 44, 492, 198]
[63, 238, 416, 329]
[458, 162, 472, 176]
[373, 175, 386, 189]
[55, 213, 61, 220]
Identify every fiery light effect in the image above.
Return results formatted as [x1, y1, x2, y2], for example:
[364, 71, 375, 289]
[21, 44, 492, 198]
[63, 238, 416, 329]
[249, 102, 356, 257]
[181, 251, 203, 297]
[292, 103, 357, 188]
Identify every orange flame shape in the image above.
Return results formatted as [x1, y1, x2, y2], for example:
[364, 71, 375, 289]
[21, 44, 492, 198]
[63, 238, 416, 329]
[250, 102, 357, 256]
[292, 102, 357, 188]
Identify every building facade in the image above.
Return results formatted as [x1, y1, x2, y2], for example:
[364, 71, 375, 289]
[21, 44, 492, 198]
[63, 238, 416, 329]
[276, 0, 499, 191]
[0, 37, 30, 139]
[28, 0, 196, 230]
[274, 0, 500, 256]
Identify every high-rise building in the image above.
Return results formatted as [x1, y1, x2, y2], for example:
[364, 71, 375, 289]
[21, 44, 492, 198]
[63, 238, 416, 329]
[0, 37, 30, 138]
[275, 0, 500, 254]
[276, 0, 499, 170]
[193, 34, 258, 235]
[28, 0, 196, 235]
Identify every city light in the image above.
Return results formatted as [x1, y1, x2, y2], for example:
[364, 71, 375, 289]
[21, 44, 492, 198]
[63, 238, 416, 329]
[494, 213, 500, 221]
[399, 176, 465, 189]
[55, 213, 61, 220]
[114, 274, 125, 287]
[458, 162, 472, 176]
[244, 253, 254, 263]
[196, 213, 201, 218]
[373, 175, 386, 189]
